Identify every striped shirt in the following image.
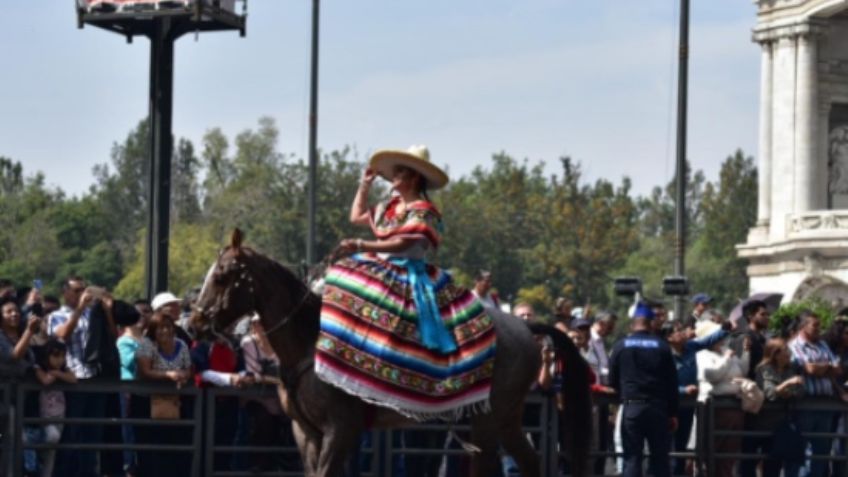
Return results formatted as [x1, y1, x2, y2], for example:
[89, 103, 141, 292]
[789, 335, 839, 397]
[48, 305, 96, 379]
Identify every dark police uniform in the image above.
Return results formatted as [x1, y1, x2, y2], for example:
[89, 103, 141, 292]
[609, 329, 678, 477]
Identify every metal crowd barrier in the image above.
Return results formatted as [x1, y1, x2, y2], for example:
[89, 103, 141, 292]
[707, 396, 848, 472]
[378, 393, 556, 477]
[13, 380, 203, 477]
[1, 381, 12, 477]
[204, 385, 383, 477]
[4, 379, 848, 477]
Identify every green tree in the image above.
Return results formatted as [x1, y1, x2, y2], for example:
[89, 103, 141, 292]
[115, 223, 221, 300]
[172, 138, 202, 223]
[688, 150, 758, 312]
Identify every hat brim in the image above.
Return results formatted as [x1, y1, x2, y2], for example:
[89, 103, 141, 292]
[370, 150, 449, 190]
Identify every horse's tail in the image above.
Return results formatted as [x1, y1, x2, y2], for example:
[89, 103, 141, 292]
[526, 323, 592, 477]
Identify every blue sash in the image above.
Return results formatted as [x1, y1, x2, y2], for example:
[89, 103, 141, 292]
[390, 258, 457, 353]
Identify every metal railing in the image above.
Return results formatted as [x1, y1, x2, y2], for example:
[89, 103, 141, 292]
[13, 380, 203, 477]
[1, 381, 13, 477]
[2, 380, 848, 477]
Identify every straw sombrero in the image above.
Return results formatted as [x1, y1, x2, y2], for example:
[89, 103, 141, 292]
[369, 145, 449, 190]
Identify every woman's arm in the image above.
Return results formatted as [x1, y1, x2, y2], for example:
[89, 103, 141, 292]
[12, 316, 40, 360]
[341, 236, 420, 255]
[52, 368, 77, 384]
[136, 355, 178, 382]
[35, 366, 55, 386]
[349, 169, 377, 226]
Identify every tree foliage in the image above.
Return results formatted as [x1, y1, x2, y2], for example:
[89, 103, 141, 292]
[0, 117, 760, 316]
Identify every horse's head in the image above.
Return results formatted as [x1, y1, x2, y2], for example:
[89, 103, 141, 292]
[194, 228, 258, 334]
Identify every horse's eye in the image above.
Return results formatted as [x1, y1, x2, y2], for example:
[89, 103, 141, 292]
[213, 271, 227, 286]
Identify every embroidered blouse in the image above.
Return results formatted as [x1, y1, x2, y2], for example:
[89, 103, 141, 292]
[369, 196, 442, 255]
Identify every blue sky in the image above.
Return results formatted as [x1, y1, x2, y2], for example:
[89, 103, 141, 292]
[1, 1, 759, 197]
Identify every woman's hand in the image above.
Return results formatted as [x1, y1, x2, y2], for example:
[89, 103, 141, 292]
[166, 370, 190, 385]
[25, 316, 42, 334]
[360, 168, 377, 189]
[541, 346, 555, 365]
[784, 375, 804, 387]
[339, 238, 363, 254]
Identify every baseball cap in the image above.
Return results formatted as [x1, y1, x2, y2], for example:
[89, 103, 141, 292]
[690, 293, 713, 305]
[151, 292, 181, 311]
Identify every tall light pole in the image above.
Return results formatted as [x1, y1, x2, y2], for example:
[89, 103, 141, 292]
[673, 0, 690, 321]
[306, 0, 320, 266]
[76, 2, 245, 299]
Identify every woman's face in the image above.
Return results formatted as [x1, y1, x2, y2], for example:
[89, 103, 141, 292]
[1, 302, 20, 331]
[391, 165, 421, 194]
[567, 330, 586, 348]
[155, 322, 176, 347]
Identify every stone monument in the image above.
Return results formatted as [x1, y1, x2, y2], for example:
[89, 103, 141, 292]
[739, 0, 848, 307]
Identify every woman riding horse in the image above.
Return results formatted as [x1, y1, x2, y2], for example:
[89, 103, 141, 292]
[316, 145, 498, 420]
[194, 145, 591, 476]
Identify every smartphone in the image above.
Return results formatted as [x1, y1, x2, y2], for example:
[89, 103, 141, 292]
[33, 279, 43, 291]
[86, 286, 107, 300]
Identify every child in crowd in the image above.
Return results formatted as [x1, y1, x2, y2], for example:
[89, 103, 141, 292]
[24, 338, 76, 477]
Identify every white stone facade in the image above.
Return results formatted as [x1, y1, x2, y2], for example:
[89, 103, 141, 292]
[738, 0, 848, 306]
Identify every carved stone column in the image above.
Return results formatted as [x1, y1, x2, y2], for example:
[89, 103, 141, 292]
[757, 40, 774, 226]
[770, 34, 797, 240]
[794, 30, 820, 213]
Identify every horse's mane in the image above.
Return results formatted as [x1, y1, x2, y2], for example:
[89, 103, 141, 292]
[240, 247, 322, 342]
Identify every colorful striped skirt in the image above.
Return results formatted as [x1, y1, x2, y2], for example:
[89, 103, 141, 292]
[314, 253, 497, 421]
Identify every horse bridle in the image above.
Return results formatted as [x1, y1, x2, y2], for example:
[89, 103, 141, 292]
[218, 253, 318, 339]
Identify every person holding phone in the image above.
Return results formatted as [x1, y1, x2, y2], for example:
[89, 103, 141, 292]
[47, 275, 110, 477]
[0, 296, 39, 378]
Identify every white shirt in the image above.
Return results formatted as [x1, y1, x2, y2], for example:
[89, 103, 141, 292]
[695, 347, 750, 403]
[588, 328, 610, 385]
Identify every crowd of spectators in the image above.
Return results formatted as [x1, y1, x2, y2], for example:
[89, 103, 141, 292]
[0, 276, 295, 477]
[3, 271, 848, 477]
[526, 292, 848, 477]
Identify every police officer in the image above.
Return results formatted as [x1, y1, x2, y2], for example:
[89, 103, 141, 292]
[609, 302, 679, 477]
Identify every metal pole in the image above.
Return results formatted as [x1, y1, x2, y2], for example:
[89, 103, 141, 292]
[306, 0, 320, 266]
[674, 0, 689, 322]
[146, 19, 175, 299]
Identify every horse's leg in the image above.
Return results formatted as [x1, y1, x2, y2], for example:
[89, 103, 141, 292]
[315, 423, 362, 477]
[292, 421, 321, 477]
[499, 409, 541, 477]
[469, 416, 503, 477]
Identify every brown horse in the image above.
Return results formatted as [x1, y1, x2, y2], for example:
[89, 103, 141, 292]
[194, 230, 591, 477]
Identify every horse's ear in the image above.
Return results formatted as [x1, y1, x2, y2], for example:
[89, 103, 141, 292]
[231, 228, 244, 251]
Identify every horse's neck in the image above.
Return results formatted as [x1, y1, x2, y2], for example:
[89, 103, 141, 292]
[248, 253, 322, 369]
[257, 288, 321, 370]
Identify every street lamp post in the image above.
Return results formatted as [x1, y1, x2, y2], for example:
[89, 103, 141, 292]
[673, 0, 690, 321]
[306, 0, 321, 266]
